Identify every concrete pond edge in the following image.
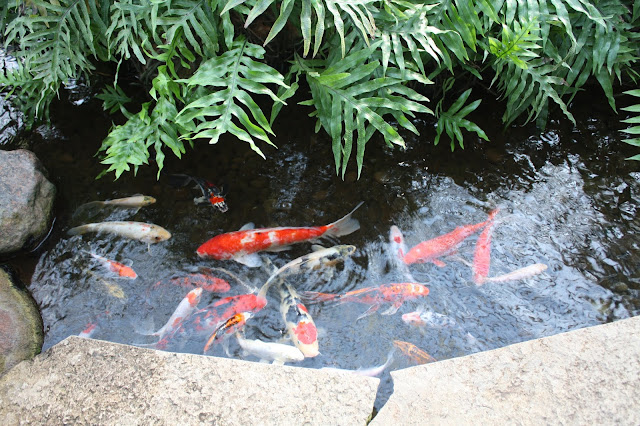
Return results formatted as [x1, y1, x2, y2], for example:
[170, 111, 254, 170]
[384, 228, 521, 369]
[1, 316, 639, 425]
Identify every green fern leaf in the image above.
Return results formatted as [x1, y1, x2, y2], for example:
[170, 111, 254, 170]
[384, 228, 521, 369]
[176, 39, 288, 157]
[435, 88, 488, 151]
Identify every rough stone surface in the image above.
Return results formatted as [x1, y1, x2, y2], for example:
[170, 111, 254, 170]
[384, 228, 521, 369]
[0, 269, 43, 375]
[0, 149, 56, 254]
[0, 336, 379, 425]
[372, 316, 640, 425]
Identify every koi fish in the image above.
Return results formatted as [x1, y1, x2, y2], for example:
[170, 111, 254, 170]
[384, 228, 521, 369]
[196, 202, 364, 267]
[85, 251, 137, 279]
[302, 283, 430, 320]
[322, 350, 395, 377]
[68, 221, 171, 244]
[256, 245, 356, 300]
[79, 195, 156, 209]
[139, 288, 203, 340]
[169, 173, 228, 212]
[235, 332, 305, 365]
[155, 273, 231, 293]
[393, 340, 437, 365]
[401, 308, 456, 328]
[280, 281, 319, 357]
[481, 263, 548, 284]
[78, 310, 111, 338]
[388, 226, 416, 281]
[204, 312, 253, 353]
[403, 209, 499, 266]
[472, 220, 495, 285]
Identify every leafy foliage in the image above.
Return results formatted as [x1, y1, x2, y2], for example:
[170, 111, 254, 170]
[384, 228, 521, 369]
[1, 0, 639, 179]
[620, 89, 640, 161]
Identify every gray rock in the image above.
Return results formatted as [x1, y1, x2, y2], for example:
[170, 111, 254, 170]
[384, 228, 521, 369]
[0, 149, 56, 254]
[0, 336, 379, 425]
[372, 316, 640, 425]
[0, 268, 43, 375]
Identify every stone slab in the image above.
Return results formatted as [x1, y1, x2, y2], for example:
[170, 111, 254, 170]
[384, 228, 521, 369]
[372, 316, 640, 425]
[0, 336, 379, 425]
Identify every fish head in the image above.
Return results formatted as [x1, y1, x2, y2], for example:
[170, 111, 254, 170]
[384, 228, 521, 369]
[150, 227, 172, 243]
[337, 245, 357, 257]
[401, 311, 426, 326]
[141, 196, 157, 206]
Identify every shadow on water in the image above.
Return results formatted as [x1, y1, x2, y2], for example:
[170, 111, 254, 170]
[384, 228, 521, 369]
[2, 74, 639, 412]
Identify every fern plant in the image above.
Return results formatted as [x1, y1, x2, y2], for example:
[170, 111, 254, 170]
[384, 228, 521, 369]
[1, 0, 639, 179]
[621, 89, 640, 161]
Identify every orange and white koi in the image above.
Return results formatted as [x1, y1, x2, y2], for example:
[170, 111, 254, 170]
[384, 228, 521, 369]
[68, 221, 171, 244]
[472, 220, 495, 285]
[169, 174, 228, 212]
[322, 350, 395, 377]
[204, 312, 253, 353]
[85, 251, 137, 279]
[155, 273, 231, 293]
[196, 202, 363, 267]
[403, 209, 499, 266]
[401, 308, 456, 328]
[481, 263, 548, 284]
[280, 281, 319, 357]
[302, 283, 430, 320]
[393, 340, 437, 365]
[139, 288, 203, 340]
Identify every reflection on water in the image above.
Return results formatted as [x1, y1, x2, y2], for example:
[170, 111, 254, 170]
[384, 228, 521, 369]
[5, 90, 637, 411]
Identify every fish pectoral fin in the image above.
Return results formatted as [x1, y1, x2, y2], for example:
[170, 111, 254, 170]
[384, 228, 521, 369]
[432, 258, 447, 268]
[381, 303, 402, 316]
[356, 304, 381, 320]
[193, 196, 208, 205]
[239, 222, 255, 231]
[234, 253, 263, 268]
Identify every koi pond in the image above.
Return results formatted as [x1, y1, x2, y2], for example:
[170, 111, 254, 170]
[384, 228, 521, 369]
[3, 82, 639, 411]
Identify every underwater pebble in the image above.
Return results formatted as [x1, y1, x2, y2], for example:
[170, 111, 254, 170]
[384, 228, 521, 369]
[374, 171, 391, 184]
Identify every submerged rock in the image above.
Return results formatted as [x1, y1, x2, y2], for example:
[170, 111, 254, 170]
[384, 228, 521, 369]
[0, 149, 56, 254]
[0, 268, 43, 375]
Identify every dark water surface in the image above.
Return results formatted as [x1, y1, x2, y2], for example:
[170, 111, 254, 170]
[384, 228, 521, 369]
[3, 79, 639, 411]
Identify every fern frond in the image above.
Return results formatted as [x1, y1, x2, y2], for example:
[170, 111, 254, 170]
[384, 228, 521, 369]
[106, 0, 155, 64]
[435, 87, 488, 151]
[157, 0, 220, 57]
[296, 42, 433, 178]
[176, 39, 288, 157]
[620, 89, 640, 161]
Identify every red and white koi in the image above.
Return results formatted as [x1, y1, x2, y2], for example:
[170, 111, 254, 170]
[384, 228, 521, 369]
[401, 308, 456, 328]
[393, 340, 437, 365]
[302, 283, 430, 320]
[139, 288, 203, 340]
[85, 251, 137, 279]
[204, 312, 253, 353]
[481, 263, 548, 284]
[388, 226, 416, 281]
[196, 202, 363, 267]
[280, 281, 319, 357]
[169, 174, 228, 212]
[155, 273, 231, 293]
[322, 350, 395, 377]
[402, 209, 499, 266]
[68, 221, 171, 244]
[472, 220, 495, 285]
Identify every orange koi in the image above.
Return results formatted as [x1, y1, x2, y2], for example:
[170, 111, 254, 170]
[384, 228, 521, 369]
[155, 273, 231, 293]
[85, 251, 137, 279]
[204, 312, 253, 353]
[196, 202, 363, 267]
[302, 283, 430, 320]
[403, 209, 499, 266]
[393, 340, 437, 365]
[472, 220, 494, 285]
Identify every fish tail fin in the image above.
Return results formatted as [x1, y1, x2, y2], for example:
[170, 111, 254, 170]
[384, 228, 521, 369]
[325, 202, 364, 238]
[67, 224, 91, 236]
[299, 291, 339, 304]
[167, 173, 194, 188]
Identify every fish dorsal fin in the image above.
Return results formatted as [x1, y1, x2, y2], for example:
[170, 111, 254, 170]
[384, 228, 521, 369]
[311, 244, 326, 251]
[239, 222, 255, 231]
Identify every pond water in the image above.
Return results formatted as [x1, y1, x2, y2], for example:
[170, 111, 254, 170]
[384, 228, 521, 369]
[3, 81, 639, 412]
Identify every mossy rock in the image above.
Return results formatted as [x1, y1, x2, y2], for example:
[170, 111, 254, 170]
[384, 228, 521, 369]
[0, 268, 43, 375]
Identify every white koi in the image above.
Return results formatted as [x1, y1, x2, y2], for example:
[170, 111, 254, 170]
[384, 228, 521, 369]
[322, 350, 394, 377]
[68, 221, 171, 244]
[235, 333, 305, 365]
[481, 263, 548, 284]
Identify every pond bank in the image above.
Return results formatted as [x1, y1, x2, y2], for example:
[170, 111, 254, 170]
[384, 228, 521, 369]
[1, 316, 638, 424]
